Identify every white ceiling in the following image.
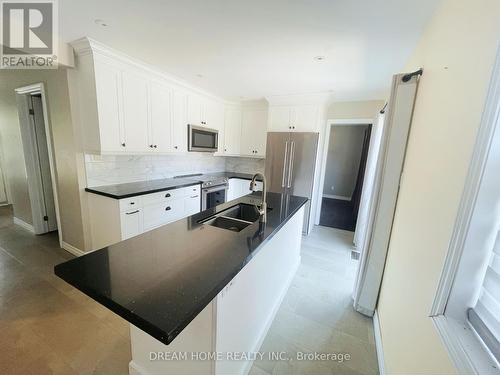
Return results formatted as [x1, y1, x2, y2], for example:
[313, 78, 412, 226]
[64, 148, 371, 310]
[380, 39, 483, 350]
[60, 0, 438, 101]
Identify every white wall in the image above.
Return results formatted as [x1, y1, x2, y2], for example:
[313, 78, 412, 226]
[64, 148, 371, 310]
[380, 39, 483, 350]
[323, 125, 368, 198]
[327, 100, 385, 120]
[376, 0, 500, 374]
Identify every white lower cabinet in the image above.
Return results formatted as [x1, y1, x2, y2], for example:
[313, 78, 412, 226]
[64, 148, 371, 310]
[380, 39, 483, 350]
[227, 178, 263, 202]
[88, 185, 201, 250]
[120, 208, 144, 240]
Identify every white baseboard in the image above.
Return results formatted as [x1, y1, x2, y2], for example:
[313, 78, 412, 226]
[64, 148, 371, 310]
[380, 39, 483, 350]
[62, 241, 85, 257]
[13, 217, 35, 233]
[322, 194, 351, 201]
[373, 310, 386, 375]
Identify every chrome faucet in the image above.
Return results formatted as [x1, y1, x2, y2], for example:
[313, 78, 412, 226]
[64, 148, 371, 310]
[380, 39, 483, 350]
[250, 173, 267, 223]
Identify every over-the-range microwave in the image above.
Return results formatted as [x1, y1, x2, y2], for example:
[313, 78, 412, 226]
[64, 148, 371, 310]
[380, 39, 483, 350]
[188, 124, 219, 152]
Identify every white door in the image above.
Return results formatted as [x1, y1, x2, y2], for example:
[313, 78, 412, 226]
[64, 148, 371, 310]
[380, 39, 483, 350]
[268, 106, 291, 132]
[94, 57, 124, 152]
[353, 73, 420, 317]
[121, 70, 149, 152]
[172, 90, 188, 152]
[223, 107, 241, 155]
[149, 81, 172, 152]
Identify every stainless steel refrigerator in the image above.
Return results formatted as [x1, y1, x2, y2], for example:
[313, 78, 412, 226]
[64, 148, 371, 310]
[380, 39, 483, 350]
[265, 132, 319, 233]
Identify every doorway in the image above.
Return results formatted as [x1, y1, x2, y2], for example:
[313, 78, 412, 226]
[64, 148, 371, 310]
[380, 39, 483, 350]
[319, 124, 372, 232]
[15, 83, 61, 239]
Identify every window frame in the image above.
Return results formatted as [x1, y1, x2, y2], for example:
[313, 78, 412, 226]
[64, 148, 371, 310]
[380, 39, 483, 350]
[431, 46, 500, 375]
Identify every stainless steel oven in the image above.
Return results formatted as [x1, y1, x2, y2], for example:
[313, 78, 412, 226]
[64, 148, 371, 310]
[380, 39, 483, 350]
[188, 125, 219, 152]
[201, 182, 228, 210]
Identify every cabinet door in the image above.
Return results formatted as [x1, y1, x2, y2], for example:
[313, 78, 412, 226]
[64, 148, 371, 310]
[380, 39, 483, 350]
[121, 70, 149, 152]
[184, 194, 201, 216]
[149, 81, 172, 152]
[223, 107, 241, 155]
[94, 57, 124, 152]
[204, 99, 225, 151]
[172, 90, 188, 152]
[268, 106, 291, 132]
[293, 105, 319, 132]
[187, 93, 203, 126]
[121, 208, 143, 240]
[227, 179, 239, 201]
[253, 108, 268, 157]
[241, 108, 267, 156]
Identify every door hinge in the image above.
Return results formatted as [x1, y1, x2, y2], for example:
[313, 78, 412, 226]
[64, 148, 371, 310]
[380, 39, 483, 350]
[29, 109, 35, 115]
[43, 215, 48, 221]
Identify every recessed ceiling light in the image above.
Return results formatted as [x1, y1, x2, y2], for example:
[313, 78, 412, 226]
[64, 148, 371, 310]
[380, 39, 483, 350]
[196, 74, 203, 78]
[94, 19, 108, 27]
[314, 56, 326, 61]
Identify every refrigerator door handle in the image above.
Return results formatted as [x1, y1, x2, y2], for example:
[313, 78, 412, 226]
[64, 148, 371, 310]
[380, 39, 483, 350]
[287, 141, 295, 188]
[281, 141, 289, 187]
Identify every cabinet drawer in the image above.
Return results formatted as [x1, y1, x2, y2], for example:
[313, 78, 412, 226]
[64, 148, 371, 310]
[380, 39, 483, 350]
[120, 208, 143, 240]
[143, 199, 184, 230]
[142, 185, 200, 205]
[119, 196, 143, 212]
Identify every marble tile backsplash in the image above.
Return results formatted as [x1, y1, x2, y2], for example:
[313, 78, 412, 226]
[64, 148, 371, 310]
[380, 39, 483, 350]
[85, 154, 265, 187]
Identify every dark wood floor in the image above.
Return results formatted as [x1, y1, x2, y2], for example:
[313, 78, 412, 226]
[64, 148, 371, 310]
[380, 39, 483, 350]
[319, 198, 356, 232]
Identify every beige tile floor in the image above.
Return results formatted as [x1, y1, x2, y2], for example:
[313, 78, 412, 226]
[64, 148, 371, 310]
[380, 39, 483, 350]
[0, 205, 378, 375]
[250, 226, 379, 375]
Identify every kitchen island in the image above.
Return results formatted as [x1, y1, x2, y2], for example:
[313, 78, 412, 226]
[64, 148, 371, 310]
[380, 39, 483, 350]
[55, 191, 307, 375]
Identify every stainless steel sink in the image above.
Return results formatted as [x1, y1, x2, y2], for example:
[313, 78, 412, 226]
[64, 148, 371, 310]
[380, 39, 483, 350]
[201, 216, 252, 232]
[200, 203, 271, 232]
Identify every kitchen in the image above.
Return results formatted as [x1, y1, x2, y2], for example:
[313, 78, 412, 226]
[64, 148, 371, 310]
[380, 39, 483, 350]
[2, 0, 495, 374]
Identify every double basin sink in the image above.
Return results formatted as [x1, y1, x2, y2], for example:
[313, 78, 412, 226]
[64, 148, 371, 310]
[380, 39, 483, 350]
[200, 203, 271, 232]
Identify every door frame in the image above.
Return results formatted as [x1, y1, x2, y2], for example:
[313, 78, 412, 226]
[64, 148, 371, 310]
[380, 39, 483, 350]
[15, 83, 63, 246]
[315, 118, 374, 228]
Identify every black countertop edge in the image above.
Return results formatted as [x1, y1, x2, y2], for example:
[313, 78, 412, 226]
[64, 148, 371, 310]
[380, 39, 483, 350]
[54, 192, 308, 345]
[85, 180, 201, 200]
[84, 172, 260, 200]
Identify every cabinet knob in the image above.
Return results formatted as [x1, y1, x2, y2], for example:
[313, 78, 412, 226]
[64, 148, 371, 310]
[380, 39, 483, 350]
[174, 146, 178, 149]
[165, 193, 171, 198]
[154, 145, 157, 148]
[165, 206, 171, 211]
[149, 144, 153, 148]
[121, 143, 126, 147]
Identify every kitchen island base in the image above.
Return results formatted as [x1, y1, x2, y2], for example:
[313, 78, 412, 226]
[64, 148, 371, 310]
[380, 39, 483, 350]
[128, 205, 304, 375]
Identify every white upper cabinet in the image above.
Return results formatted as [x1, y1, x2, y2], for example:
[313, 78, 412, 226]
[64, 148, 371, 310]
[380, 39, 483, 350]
[223, 106, 242, 155]
[68, 38, 267, 157]
[268, 104, 320, 132]
[93, 56, 124, 152]
[268, 106, 292, 132]
[149, 81, 172, 152]
[241, 107, 267, 157]
[293, 105, 319, 132]
[121, 70, 150, 152]
[187, 93, 204, 126]
[171, 90, 188, 152]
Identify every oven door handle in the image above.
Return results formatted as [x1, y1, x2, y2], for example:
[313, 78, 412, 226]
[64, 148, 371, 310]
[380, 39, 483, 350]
[202, 185, 229, 194]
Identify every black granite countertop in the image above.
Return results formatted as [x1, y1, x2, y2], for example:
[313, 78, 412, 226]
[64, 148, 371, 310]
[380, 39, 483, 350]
[54, 192, 307, 346]
[85, 172, 259, 199]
